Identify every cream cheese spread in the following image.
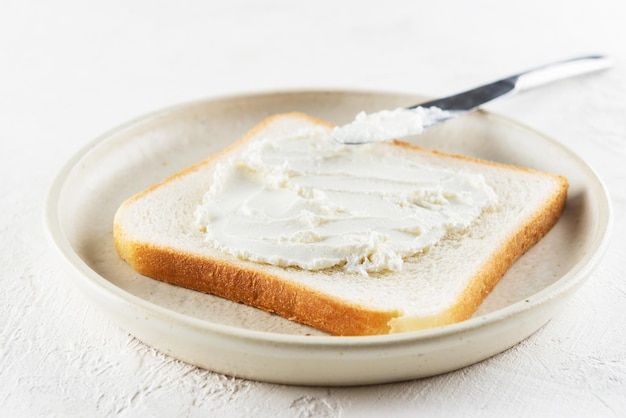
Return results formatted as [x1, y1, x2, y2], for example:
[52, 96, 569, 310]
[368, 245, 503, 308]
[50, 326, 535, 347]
[194, 125, 497, 275]
[332, 106, 451, 144]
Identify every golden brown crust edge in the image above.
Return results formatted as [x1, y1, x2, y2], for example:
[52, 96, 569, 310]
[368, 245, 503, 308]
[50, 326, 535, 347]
[391, 134, 569, 328]
[444, 175, 569, 325]
[114, 223, 399, 336]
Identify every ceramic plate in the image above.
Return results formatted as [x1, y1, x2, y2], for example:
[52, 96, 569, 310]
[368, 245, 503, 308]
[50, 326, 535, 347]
[45, 90, 611, 385]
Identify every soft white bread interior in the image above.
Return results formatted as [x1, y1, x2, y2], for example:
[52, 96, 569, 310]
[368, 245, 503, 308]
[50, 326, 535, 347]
[114, 112, 568, 336]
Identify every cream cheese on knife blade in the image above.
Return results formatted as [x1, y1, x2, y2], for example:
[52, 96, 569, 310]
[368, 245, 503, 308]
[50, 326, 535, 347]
[333, 106, 451, 144]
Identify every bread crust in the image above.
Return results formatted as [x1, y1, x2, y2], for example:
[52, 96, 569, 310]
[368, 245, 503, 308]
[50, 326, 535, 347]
[114, 225, 399, 336]
[445, 178, 568, 323]
[113, 112, 568, 336]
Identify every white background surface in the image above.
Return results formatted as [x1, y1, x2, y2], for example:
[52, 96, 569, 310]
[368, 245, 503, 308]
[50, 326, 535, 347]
[1, 1, 625, 416]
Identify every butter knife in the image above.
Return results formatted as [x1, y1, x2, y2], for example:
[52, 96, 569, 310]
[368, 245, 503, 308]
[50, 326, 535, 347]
[333, 55, 612, 144]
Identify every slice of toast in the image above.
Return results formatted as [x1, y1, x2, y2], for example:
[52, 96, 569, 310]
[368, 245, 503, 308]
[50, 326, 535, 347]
[114, 112, 568, 336]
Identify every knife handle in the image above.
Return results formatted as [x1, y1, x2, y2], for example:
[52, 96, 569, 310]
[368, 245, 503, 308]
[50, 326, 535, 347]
[513, 55, 613, 91]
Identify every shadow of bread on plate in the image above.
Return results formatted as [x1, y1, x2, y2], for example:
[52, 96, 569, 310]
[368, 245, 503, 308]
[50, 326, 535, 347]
[113, 112, 568, 336]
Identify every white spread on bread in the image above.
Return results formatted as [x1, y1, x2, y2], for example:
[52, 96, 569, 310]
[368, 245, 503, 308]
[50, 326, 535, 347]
[332, 106, 450, 144]
[194, 125, 497, 275]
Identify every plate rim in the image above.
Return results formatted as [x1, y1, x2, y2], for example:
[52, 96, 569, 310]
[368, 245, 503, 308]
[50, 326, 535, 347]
[44, 88, 613, 350]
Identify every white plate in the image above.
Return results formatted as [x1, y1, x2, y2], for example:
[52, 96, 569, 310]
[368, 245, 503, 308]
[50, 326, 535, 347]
[45, 90, 611, 386]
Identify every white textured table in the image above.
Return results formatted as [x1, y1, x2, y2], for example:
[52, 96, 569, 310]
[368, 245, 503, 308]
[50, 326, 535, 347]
[2, 1, 625, 416]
